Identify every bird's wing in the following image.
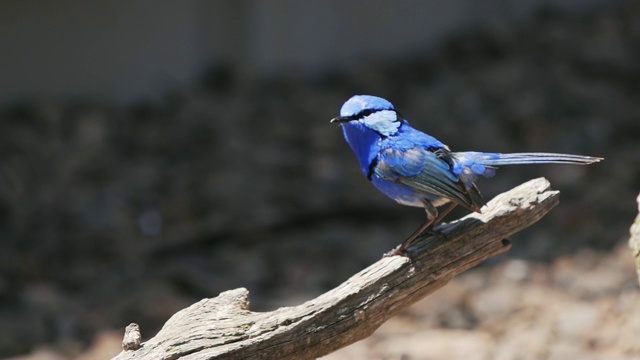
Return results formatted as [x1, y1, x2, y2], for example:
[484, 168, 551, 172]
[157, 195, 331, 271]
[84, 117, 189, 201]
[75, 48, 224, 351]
[375, 147, 484, 211]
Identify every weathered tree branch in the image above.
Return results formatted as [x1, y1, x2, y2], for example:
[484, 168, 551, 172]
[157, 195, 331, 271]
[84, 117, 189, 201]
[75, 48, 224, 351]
[113, 177, 560, 360]
[629, 193, 640, 286]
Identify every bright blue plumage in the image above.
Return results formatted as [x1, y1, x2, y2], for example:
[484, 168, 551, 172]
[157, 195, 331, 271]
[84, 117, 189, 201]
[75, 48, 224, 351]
[331, 95, 602, 256]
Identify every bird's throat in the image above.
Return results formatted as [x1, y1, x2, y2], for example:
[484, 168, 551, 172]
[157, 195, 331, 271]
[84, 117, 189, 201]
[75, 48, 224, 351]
[341, 122, 383, 178]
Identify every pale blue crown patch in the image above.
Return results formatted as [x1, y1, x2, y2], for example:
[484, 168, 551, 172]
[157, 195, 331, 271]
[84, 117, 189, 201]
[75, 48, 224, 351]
[339, 95, 394, 117]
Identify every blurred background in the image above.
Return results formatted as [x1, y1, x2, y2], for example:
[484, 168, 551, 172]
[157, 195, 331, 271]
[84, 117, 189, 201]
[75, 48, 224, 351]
[1, 1, 639, 359]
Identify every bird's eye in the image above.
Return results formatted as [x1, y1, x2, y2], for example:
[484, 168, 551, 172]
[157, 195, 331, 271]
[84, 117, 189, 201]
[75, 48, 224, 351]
[360, 109, 374, 117]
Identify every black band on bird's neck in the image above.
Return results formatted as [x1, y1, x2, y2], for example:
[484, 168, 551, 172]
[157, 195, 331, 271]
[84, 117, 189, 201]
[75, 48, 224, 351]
[367, 158, 378, 181]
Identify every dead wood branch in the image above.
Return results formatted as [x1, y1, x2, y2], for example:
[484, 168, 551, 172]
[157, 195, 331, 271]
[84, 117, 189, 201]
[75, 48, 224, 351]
[629, 193, 640, 286]
[113, 177, 560, 360]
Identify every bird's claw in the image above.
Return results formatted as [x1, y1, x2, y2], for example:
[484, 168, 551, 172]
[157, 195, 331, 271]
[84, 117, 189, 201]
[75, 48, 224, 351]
[383, 245, 406, 258]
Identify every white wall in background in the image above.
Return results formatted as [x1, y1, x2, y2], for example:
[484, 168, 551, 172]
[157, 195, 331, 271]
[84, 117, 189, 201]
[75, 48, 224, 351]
[0, 0, 621, 104]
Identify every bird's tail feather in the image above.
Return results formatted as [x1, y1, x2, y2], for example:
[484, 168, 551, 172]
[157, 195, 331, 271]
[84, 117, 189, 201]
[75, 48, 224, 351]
[457, 152, 602, 167]
[452, 151, 602, 187]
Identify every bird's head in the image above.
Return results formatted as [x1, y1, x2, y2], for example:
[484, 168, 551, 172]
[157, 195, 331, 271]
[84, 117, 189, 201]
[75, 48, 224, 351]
[331, 95, 402, 136]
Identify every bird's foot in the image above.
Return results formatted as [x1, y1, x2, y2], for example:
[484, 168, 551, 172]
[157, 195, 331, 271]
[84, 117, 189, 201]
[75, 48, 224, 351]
[383, 245, 407, 258]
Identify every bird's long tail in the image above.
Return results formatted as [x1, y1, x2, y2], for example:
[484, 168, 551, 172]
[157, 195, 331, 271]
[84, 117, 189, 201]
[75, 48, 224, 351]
[453, 151, 602, 188]
[460, 152, 603, 166]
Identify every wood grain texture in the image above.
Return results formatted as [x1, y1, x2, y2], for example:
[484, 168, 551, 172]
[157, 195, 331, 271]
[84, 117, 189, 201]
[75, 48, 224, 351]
[113, 177, 559, 360]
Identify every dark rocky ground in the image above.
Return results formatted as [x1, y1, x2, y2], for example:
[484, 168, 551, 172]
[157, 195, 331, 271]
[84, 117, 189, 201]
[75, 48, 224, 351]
[2, 4, 640, 359]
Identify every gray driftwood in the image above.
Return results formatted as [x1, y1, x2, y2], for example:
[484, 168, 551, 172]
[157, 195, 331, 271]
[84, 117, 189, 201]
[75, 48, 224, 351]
[113, 177, 560, 360]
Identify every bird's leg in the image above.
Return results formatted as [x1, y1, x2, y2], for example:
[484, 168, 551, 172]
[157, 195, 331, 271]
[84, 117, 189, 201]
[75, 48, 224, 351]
[429, 202, 457, 229]
[384, 202, 457, 257]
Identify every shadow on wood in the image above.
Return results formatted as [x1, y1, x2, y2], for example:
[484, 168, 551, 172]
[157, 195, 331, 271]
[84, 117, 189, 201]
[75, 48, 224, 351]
[113, 177, 559, 360]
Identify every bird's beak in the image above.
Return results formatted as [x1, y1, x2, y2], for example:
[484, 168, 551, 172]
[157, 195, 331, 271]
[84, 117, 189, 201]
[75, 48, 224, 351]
[330, 116, 350, 124]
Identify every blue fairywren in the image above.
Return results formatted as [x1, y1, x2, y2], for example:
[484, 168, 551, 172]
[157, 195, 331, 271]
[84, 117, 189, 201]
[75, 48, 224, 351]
[331, 95, 602, 256]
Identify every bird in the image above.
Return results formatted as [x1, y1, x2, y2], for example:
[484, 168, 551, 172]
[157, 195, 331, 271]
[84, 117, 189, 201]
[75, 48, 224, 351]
[331, 95, 602, 257]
